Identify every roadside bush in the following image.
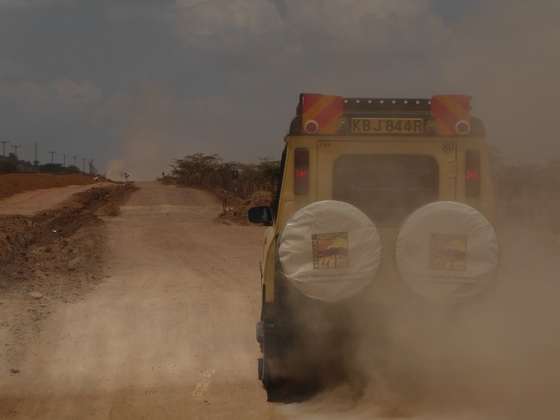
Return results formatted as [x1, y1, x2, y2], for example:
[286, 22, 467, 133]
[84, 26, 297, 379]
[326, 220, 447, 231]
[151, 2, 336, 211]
[170, 153, 280, 199]
[491, 148, 560, 233]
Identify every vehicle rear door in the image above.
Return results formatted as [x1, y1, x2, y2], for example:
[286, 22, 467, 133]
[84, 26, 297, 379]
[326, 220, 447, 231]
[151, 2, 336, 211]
[316, 138, 457, 225]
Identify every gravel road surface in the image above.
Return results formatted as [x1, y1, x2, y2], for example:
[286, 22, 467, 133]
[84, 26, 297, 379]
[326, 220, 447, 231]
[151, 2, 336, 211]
[0, 182, 285, 419]
[1, 181, 560, 420]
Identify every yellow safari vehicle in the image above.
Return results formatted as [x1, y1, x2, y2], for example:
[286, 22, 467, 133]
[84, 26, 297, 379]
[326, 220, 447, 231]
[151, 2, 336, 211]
[249, 93, 499, 398]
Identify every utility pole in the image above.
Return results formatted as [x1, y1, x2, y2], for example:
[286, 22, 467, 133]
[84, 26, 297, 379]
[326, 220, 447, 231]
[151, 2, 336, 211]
[73, 155, 77, 167]
[12, 145, 21, 158]
[0, 140, 9, 157]
[62, 154, 67, 167]
[34, 142, 38, 165]
[82, 158, 86, 173]
[49, 151, 56, 164]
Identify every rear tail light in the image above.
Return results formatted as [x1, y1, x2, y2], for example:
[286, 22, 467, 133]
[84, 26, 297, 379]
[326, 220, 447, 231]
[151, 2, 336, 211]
[294, 148, 309, 195]
[465, 149, 481, 197]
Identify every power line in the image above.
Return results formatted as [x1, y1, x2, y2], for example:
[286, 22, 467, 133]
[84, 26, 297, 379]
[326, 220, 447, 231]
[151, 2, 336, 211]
[12, 144, 21, 158]
[0, 140, 9, 157]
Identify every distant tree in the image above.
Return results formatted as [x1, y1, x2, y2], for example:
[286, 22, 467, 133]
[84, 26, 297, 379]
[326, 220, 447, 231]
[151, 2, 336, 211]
[487, 144, 504, 173]
[39, 163, 65, 174]
[256, 157, 281, 192]
[64, 165, 82, 174]
[0, 159, 17, 174]
[169, 153, 280, 198]
[171, 153, 223, 188]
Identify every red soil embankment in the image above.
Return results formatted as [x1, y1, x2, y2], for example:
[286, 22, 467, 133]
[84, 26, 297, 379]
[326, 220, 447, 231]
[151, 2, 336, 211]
[0, 174, 96, 200]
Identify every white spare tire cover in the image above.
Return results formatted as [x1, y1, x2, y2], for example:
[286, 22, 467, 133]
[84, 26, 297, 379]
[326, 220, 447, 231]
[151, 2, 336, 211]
[278, 201, 382, 302]
[396, 202, 499, 304]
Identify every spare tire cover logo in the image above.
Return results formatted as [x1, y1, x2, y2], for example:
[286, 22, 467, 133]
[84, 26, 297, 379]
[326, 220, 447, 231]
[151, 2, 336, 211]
[429, 233, 467, 271]
[312, 232, 349, 269]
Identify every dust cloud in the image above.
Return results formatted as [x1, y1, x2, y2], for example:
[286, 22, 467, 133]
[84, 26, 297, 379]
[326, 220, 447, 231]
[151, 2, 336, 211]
[101, 81, 187, 182]
[105, 158, 126, 181]
[279, 221, 560, 419]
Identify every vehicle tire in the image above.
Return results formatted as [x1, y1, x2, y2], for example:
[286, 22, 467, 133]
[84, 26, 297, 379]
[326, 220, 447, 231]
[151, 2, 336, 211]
[278, 200, 382, 302]
[260, 342, 287, 400]
[395, 201, 499, 304]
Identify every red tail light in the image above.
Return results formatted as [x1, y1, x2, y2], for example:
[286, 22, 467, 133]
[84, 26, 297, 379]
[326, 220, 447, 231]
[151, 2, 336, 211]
[294, 148, 309, 195]
[465, 149, 480, 197]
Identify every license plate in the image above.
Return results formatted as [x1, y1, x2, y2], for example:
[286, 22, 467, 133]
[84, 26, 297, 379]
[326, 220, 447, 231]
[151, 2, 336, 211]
[351, 118, 424, 134]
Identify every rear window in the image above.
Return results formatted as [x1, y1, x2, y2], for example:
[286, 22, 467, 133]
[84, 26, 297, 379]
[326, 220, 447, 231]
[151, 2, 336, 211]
[333, 154, 439, 224]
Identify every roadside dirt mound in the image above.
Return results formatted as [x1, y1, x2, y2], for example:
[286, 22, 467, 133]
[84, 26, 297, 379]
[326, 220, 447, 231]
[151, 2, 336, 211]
[0, 182, 136, 374]
[0, 173, 98, 200]
[215, 190, 274, 225]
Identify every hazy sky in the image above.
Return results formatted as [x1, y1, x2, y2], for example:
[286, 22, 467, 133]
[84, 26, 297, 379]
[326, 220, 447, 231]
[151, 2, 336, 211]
[0, 0, 558, 180]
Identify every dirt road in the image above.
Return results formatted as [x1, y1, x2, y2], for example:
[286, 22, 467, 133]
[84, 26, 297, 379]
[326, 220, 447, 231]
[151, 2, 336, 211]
[1, 181, 560, 419]
[0, 184, 107, 216]
[0, 182, 284, 419]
